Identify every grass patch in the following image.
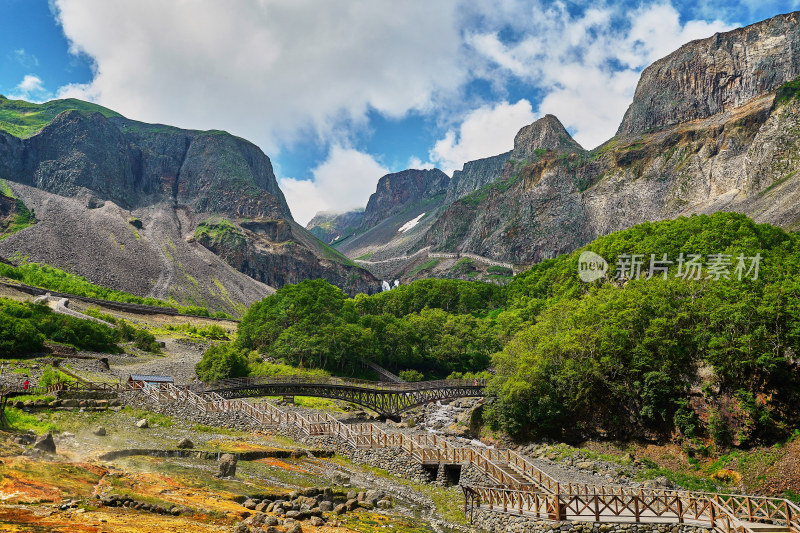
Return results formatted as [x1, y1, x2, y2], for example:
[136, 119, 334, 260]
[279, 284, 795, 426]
[249, 360, 330, 379]
[636, 467, 719, 492]
[0, 180, 36, 240]
[4, 407, 59, 433]
[0, 95, 123, 138]
[121, 407, 175, 428]
[410, 258, 440, 276]
[774, 76, 800, 107]
[292, 396, 346, 412]
[356, 251, 374, 261]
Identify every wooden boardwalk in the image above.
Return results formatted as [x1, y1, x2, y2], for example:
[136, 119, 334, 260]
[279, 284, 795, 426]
[139, 380, 799, 533]
[23, 377, 797, 533]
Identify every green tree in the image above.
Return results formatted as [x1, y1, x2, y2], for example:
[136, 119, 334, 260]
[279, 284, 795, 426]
[195, 344, 249, 382]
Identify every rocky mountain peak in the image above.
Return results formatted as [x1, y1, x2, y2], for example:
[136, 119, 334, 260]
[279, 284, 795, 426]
[617, 11, 800, 137]
[361, 168, 449, 229]
[510, 114, 584, 161]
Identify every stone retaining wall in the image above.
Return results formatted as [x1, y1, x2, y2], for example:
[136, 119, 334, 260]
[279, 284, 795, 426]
[470, 510, 713, 533]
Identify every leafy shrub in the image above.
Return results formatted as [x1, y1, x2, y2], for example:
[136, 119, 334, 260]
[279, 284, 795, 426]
[0, 314, 44, 354]
[195, 344, 249, 382]
[399, 369, 424, 382]
[0, 298, 117, 354]
[117, 321, 161, 353]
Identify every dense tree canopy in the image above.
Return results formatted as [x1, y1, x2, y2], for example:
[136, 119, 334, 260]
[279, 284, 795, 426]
[204, 213, 800, 444]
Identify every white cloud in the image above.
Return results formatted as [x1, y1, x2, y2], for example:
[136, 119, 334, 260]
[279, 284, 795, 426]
[47, 0, 742, 220]
[52, 0, 467, 154]
[465, 2, 735, 149]
[13, 49, 39, 68]
[429, 99, 536, 175]
[407, 156, 434, 170]
[9, 75, 49, 102]
[279, 146, 389, 226]
[18, 75, 44, 93]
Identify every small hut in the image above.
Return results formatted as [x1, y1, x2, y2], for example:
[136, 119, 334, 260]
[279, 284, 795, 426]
[127, 374, 174, 390]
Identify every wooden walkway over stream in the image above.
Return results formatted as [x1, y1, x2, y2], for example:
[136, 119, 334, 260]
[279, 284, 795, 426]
[5, 378, 796, 533]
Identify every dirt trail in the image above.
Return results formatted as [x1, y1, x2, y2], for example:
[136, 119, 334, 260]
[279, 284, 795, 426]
[108, 338, 207, 385]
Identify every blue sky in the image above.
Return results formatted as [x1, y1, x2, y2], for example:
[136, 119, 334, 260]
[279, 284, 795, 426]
[1, 0, 798, 224]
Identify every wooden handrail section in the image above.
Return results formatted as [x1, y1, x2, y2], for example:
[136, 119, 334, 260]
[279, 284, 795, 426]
[124, 379, 800, 533]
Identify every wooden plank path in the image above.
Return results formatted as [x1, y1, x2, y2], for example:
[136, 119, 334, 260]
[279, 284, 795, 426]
[462, 485, 799, 533]
[140, 381, 799, 533]
[23, 378, 798, 533]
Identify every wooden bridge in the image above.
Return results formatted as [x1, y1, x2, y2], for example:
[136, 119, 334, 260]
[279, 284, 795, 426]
[189, 376, 486, 417]
[11, 377, 796, 533]
[133, 381, 799, 533]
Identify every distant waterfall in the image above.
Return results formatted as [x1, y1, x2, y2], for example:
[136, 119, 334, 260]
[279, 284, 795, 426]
[381, 280, 400, 292]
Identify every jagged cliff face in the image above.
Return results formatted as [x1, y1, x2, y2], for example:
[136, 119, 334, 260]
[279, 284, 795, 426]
[361, 169, 449, 229]
[305, 209, 364, 244]
[195, 218, 378, 296]
[403, 13, 800, 271]
[508, 114, 585, 161]
[0, 98, 378, 312]
[618, 11, 800, 137]
[445, 152, 510, 204]
[0, 109, 291, 219]
[427, 88, 800, 264]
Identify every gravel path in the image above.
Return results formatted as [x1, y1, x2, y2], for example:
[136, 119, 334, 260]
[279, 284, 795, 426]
[107, 338, 208, 384]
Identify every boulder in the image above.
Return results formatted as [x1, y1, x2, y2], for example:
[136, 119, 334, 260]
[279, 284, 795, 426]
[216, 453, 237, 478]
[243, 499, 258, 510]
[93, 427, 107, 436]
[136, 419, 149, 429]
[310, 516, 325, 526]
[287, 523, 303, 533]
[176, 438, 193, 449]
[33, 432, 56, 454]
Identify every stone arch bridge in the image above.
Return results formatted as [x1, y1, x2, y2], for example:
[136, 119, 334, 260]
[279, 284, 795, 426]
[190, 377, 486, 418]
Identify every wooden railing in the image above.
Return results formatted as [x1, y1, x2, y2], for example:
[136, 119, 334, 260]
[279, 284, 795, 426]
[130, 380, 800, 533]
[461, 486, 797, 533]
[461, 485, 799, 533]
[192, 375, 486, 393]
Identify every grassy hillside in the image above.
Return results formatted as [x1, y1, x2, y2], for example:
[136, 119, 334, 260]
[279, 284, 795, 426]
[0, 261, 227, 318]
[0, 96, 123, 138]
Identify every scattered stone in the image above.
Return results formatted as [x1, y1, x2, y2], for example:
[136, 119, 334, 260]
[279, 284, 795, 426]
[33, 432, 56, 454]
[93, 427, 107, 436]
[318, 501, 333, 512]
[310, 516, 325, 526]
[216, 453, 237, 478]
[243, 499, 258, 510]
[176, 438, 193, 449]
[136, 419, 149, 429]
[377, 499, 392, 509]
[286, 523, 302, 533]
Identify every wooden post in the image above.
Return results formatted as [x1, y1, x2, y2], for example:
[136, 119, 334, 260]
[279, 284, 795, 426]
[634, 496, 640, 523]
[677, 497, 684, 524]
[710, 499, 716, 530]
[594, 495, 600, 522]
